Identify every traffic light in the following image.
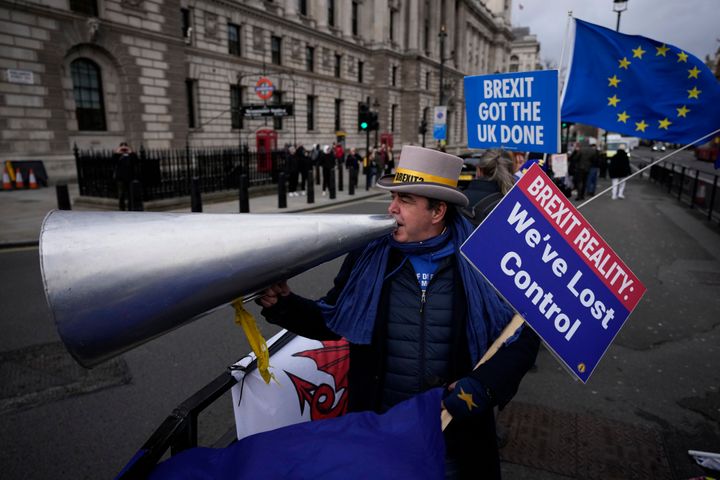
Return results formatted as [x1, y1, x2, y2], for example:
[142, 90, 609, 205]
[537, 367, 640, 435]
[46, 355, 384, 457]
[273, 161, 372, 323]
[358, 103, 370, 131]
[368, 111, 379, 131]
[419, 119, 428, 135]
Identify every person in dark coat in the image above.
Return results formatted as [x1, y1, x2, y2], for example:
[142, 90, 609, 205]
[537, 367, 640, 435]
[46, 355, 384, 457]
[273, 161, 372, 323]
[609, 144, 632, 199]
[462, 149, 515, 219]
[259, 146, 539, 479]
[286, 146, 300, 197]
[112, 142, 138, 211]
[345, 147, 362, 188]
[569, 142, 596, 201]
[320, 144, 335, 195]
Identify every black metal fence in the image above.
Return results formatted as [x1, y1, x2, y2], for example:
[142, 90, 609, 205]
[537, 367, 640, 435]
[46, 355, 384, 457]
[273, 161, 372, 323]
[75, 145, 286, 201]
[647, 160, 719, 224]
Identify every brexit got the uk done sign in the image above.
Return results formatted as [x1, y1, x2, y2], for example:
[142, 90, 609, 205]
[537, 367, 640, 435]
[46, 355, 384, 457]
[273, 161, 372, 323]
[461, 165, 646, 382]
[465, 70, 559, 154]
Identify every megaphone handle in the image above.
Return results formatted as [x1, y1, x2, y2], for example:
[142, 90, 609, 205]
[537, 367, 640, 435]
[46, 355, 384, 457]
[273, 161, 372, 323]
[440, 314, 525, 431]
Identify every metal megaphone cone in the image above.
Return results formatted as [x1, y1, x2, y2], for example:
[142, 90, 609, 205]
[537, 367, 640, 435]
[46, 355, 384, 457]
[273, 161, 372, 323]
[40, 211, 397, 367]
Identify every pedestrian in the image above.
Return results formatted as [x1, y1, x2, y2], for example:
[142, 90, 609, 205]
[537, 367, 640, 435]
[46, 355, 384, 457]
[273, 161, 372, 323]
[609, 144, 631, 199]
[286, 146, 299, 197]
[461, 149, 515, 226]
[320, 144, 334, 196]
[310, 144, 321, 185]
[258, 145, 539, 479]
[296, 144, 309, 194]
[569, 142, 595, 201]
[345, 147, 362, 188]
[364, 147, 378, 191]
[334, 142, 345, 168]
[112, 142, 138, 211]
[585, 145, 601, 197]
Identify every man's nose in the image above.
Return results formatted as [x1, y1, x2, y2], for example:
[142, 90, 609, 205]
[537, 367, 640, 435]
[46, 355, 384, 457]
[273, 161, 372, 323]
[388, 197, 399, 214]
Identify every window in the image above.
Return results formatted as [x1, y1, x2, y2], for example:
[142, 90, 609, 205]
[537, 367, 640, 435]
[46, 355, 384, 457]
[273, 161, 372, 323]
[299, 0, 307, 16]
[307, 95, 315, 131]
[425, 71, 430, 90]
[70, 0, 97, 16]
[334, 98, 342, 131]
[358, 60, 364, 83]
[392, 66, 397, 86]
[327, 0, 335, 28]
[389, 9, 396, 42]
[273, 91, 283, 130]
[186, 79, 197, 128]
[391, 104, 397, 132]
[334, 54, 342, 78]
[509, 55, 519, 72]
[71, 59, 106, 131]
[181, 8, 192, 41]
[306, 46, 314, 72]
[228, 23, 241, 56]
[230, 84, 242, 129]
[351, 1, 359, 36]
[271, 36, 282, 65]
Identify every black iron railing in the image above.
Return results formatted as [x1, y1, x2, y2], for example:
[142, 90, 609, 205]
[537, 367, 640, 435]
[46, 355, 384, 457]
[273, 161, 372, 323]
[647, 161, 719, 224]
[75, 145, 287, 201]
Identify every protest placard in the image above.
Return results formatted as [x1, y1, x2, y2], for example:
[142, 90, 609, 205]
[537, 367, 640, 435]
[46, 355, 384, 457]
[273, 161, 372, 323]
[465, 70, 559, 154]
[461, 164, 646, 382]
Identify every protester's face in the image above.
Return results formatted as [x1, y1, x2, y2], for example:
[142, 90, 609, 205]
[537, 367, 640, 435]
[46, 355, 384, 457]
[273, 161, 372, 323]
[388, 192, 444, 243]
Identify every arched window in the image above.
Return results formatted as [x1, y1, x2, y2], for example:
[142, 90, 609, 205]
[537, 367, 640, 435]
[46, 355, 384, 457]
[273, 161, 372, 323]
[71, 58, 106, 131]
[509, 55, 519, 72]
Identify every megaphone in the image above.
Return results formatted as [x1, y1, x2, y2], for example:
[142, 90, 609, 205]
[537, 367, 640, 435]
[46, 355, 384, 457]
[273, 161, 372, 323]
[40, 211, 397, 368]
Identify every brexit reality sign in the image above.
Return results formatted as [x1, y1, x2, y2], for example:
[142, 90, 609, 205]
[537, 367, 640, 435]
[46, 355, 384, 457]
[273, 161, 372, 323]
[461, 165, 646, 382]
[465, 70, 559, 154]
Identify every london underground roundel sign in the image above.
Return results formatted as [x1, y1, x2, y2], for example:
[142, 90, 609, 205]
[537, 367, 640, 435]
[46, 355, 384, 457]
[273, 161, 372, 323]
[255, 77, 274, 100]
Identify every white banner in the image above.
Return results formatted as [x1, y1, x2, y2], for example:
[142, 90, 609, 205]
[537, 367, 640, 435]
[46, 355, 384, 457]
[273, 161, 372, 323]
[551, 153, 568, 178]
[433, 106, 447, 125]
[231, 330, 349, 440]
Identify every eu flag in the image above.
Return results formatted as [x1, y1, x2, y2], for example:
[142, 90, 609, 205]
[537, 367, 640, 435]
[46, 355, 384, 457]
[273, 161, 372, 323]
[148, 388, 446, 479]
[561, 19, 720, 145]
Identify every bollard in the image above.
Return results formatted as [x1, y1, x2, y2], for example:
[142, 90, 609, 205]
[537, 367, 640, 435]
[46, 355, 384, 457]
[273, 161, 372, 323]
[129, 180, 144, 211]
[278, 172, 287, 208]
[329, 167, 336, 199]
[337, 164, 344, 191]
[315, 164, 321, 185]
[191, 177, 203, 212]
[348, 167, 355, 196]
[56, 184, 72, 210]
[306, 169, 315, 204]
[239, 174, 250, 213]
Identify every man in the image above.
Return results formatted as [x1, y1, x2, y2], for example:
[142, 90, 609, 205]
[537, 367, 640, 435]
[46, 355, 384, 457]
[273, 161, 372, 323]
[259, 146, 539, 479]
[112, 142, 138, 211]
[345, 147, 362, 188]
[569, 141, 597, 201]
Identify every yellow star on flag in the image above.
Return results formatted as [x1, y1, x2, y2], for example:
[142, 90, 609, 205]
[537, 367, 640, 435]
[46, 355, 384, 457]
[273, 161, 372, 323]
[676, 105, 690, 117]
[608, 75, 621, 87]
[607, 95, 620, 107]
[617, 111, 630, 123]
[677, 51, 689, 63]
[656, 44, 669, 56]
[688, 86, 701, 99]
[457, 388, 477, 411]
[635, 120, 648, 132]
[618, 57, 631, 69]
[658, 118, 672, 130]
[632, 46, 646, 59]
[688, 66, 700, 79]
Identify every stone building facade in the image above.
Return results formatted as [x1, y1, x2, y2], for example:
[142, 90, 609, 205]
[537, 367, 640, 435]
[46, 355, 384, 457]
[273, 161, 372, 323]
[0, 0, 518, 182]
[510, 26, 540, 72]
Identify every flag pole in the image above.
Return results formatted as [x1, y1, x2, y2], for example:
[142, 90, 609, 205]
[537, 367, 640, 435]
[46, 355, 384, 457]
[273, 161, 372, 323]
[576, 126, 720, 210]
[558, 11, 574, 96]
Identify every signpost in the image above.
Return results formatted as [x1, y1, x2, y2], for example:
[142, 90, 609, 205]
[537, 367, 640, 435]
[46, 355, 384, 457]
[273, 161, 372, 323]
[255, 77, 275, 101]
[241, 104, 294, 118]
[464, 70, 560, 154]
[460, 164, 646, 383]
[433, 106, 447, 141]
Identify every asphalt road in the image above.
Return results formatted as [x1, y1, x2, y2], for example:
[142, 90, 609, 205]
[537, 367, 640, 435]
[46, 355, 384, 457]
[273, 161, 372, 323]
[1, 183, 718, 479]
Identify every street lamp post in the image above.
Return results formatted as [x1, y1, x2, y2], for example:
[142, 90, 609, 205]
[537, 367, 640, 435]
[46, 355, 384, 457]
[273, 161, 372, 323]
[372, 99, 380, 148]
[438, 24, 447, 106]
[613, 0, 628, 32]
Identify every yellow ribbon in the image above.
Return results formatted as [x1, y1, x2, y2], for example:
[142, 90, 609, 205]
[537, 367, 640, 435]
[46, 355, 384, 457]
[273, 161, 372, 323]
[232, 298, 276, 384]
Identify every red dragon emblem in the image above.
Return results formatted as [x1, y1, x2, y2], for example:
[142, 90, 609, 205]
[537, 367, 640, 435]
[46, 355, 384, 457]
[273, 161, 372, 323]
[285, 339, 350, 420]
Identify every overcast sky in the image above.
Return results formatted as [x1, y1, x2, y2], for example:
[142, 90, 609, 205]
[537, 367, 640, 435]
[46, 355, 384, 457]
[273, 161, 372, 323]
[512, 0, 720, 68]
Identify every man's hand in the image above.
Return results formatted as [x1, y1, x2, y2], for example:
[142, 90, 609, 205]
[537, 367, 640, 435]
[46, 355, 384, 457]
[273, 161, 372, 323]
[257, 281, 291, 308]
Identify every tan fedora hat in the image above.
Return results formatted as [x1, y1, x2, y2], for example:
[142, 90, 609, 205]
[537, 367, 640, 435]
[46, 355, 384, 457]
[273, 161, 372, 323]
[376, 145, 469, 207]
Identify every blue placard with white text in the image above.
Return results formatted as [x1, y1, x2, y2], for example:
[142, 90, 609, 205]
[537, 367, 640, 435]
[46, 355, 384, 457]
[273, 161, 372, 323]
[433, 124, 446, 141]
[460, 165, 645, 382]
[465, 70, 559, 153]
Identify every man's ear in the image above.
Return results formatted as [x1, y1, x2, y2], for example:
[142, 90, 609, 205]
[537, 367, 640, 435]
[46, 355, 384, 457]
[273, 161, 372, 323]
[431, 201, 448, 225]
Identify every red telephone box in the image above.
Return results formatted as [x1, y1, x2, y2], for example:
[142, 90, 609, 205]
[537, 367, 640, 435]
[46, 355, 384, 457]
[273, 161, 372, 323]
[256, 129, 277, 173]
[380, 132, 394, 149]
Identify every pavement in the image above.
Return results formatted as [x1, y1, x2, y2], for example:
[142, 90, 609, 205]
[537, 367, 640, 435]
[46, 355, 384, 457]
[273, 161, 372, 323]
[0, 169, 385, 247]
[1, 163, 719, 479]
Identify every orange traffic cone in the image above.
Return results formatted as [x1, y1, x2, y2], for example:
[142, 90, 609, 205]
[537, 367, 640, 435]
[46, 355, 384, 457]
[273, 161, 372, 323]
[28, 168, 38, 189]
[2, 167, 11, 190]
[15, 168, 24, 189]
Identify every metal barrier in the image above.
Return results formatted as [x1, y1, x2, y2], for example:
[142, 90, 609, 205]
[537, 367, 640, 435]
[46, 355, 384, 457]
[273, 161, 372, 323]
[75, 145, 286, 201]
[648, 161, 719, 223]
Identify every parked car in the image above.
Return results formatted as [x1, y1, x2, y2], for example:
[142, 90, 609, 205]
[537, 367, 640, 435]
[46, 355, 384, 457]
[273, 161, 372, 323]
[651, 142, 666, 152]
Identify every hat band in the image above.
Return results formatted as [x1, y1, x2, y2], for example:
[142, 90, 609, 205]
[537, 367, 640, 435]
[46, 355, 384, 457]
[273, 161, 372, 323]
[392, 168, 457, 188]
